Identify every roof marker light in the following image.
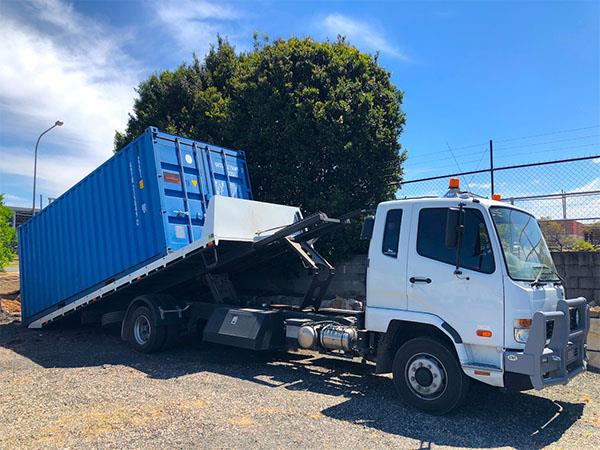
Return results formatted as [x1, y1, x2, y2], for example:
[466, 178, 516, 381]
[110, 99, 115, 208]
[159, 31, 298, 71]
[492, 194, 502, 201]
[448, 178, 460, 189]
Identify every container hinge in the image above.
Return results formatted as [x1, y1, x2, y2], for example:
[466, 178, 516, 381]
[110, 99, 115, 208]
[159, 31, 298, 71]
[158, 304, 190, 320]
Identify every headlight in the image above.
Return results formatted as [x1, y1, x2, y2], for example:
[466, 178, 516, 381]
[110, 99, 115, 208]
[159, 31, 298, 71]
[514, 318, 532, 344]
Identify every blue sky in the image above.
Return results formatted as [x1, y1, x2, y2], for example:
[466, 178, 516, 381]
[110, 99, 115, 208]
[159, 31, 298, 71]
[0, 0, 598, 210]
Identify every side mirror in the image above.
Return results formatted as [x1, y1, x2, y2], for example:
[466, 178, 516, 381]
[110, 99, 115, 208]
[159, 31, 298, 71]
[360, 216, 375, 240]
[445, 208, 461, 248]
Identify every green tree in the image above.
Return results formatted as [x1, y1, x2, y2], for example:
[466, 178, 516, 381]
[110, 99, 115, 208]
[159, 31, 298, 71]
[539, 219, 567, 251]
[116, 36, 406, 259]
[565, 237, 597, 252]
[0, 194, 17, 271]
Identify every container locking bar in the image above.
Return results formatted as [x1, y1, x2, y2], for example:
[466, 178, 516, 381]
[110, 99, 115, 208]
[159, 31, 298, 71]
[158, 304, 190, 320]
[504, 297, 590, 389]
[284, 238, 335, 311]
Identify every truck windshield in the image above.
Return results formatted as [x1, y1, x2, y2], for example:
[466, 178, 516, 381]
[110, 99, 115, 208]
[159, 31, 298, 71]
[490, 207, 559, 282]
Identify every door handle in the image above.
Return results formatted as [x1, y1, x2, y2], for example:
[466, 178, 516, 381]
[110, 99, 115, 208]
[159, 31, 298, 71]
[410, 277, 432, 284]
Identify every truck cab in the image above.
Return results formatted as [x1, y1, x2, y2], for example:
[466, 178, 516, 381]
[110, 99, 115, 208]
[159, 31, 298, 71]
[364, 180, 589, 413]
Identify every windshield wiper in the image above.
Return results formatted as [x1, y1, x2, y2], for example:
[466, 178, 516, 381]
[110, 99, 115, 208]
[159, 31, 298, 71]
[530, 264, 564, 287]
[531, 265, 548, 287]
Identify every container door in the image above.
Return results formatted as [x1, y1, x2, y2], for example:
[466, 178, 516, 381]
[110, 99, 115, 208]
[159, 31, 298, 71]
[153, 132, 252, 251]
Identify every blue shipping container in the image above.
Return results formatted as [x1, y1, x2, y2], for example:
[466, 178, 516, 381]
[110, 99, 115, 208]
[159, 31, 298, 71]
[19, 127, 252, 324]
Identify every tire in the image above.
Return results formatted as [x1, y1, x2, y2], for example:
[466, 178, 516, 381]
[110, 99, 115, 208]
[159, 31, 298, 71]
[392, 337, 469, 415]
[125, 305, 167, 353]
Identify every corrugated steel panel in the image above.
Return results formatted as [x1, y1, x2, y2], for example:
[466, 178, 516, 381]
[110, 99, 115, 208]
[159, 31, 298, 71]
[19, 127, 252, 324]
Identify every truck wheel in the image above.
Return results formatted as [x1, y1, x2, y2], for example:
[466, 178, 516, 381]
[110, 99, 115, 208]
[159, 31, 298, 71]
[392, 337, 469, 415]
[126, 305, 167, 353]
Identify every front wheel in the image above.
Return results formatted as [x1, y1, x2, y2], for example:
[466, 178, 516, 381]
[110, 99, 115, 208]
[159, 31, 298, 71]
[392, 337, 469, 415]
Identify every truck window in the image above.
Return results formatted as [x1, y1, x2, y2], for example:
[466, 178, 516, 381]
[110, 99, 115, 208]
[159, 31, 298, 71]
[382, 209, 403, 257]
[417, 208, 495, 274]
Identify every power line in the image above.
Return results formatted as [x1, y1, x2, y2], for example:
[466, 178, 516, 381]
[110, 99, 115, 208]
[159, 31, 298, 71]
[493, 125, 600, 143]
[493, 142, 600, 161]
[445, 142, 464, 173]
[402, 154, 600, 184]
[493, 134, 600, 151]
[406, 136, 599, 167]
[406, 143, 599, 173]
[405, 143, 487, 160]
[405, 125, 599, 163]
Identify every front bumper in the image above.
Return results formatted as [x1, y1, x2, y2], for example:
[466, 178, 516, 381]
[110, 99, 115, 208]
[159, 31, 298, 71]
[503, 297, 590, 390]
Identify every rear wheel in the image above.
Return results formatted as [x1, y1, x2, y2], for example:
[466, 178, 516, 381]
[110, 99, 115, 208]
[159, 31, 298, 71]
[392, 337, 469, 415]
[126, 305, 167, 353]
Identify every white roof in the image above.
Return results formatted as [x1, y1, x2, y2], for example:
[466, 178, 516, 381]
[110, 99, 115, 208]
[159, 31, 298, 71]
[381, 192, 530, 214]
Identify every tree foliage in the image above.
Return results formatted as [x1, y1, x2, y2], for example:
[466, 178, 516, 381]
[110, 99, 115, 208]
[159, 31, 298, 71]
[567, 238, 596, 252]
[540, 218, 599, 252]
[116, 36, 406, 258]
[0, 194, 17, 271]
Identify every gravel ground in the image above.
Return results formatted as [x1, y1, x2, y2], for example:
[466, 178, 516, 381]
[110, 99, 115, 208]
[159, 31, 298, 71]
[0, 312, 599, 449]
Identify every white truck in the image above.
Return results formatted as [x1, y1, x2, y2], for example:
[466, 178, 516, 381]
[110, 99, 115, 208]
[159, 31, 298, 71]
[29, 179, 590, 415]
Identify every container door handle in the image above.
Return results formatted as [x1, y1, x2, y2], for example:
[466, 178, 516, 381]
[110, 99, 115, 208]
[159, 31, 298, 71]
[410, 277, 432, 284]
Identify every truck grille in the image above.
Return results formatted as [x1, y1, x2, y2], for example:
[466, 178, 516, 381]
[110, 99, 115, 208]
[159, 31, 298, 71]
[546, 321, 554, 340]
[569, 308, 579, 330]
[546, 308, 578, 341]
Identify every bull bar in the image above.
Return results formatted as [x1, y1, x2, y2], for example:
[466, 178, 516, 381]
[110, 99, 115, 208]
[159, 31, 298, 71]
[504, 297, 590, 390]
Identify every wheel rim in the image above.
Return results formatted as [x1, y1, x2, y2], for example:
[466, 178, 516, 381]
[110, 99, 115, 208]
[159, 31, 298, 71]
[133, 315, 151, 345]
[405, 353, 447, 400]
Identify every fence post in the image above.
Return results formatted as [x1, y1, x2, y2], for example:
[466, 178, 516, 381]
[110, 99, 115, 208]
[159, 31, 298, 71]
[561, 190, 567, 236]
[489, 139, 494, 196]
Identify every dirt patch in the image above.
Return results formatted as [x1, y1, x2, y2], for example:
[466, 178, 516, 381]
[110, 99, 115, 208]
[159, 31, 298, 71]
[0, 298, 20, 314]
[0, 272, 20, 298]
[0, 272, 20, 316]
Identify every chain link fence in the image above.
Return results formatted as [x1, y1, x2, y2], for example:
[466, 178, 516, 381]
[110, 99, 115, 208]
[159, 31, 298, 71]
[399, 154, 600, 250]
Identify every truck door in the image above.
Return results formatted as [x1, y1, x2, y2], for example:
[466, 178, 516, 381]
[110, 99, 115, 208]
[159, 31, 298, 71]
[407, 204, 504, 358]
[367, 204, 411, 310]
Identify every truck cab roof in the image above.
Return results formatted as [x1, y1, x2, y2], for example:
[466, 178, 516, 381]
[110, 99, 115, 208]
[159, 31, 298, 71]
[381, 190, 529, 215]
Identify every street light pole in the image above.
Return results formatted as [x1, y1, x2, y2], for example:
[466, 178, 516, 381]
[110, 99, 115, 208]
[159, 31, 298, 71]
[32, 120, 63, 215]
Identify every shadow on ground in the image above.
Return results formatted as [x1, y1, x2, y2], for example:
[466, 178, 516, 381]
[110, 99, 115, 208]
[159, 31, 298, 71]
[0, 319, 585, 448]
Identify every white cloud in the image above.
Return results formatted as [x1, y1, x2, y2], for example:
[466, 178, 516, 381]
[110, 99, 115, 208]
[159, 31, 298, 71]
[573, 177, 600, 192]
[30, 0, 82, 33]
[512, 177, 600, 221]
[1, 192, 30, 207]
[1, 145, 99, 195]
[322, 14, 409, 61]
[155, 0, 243, 57]
[0, 1, 142, 201]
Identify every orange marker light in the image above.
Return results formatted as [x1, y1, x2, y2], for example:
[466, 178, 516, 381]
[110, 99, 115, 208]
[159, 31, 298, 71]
[492, 194, 502, 201]
[474, 370, 491, 376]
[515, 319, 532, 328]
[476, 329, 493, 338]
[448, 178, 460, 189]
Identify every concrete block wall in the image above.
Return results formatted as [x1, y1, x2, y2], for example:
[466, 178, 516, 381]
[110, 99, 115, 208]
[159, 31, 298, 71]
[551, 251, 600, 305]
[327, 255, 367, 298]
[235, 255, 368, 300]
